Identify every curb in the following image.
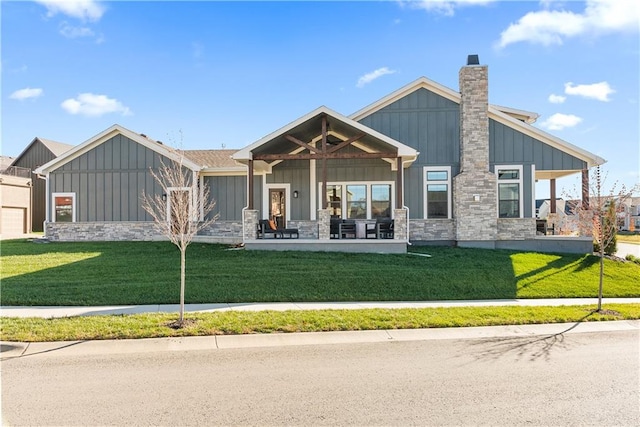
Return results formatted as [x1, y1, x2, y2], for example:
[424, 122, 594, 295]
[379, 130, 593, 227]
[2, 320, 638, 360]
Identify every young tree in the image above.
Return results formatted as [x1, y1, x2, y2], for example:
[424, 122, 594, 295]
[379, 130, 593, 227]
[571, 166, 638, 312]
[141, 154, 218, 326]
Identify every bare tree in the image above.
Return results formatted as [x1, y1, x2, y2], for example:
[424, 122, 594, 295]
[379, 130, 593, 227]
[141, 154, 218, 326]
[570, 166, 638, 312]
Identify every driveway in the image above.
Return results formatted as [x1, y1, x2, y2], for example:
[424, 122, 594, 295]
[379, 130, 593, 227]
[616, 242, 640, 258]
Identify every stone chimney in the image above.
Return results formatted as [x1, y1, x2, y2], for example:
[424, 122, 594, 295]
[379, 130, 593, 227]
[453, 55, 498, 246]
[459, 56, 489, 172]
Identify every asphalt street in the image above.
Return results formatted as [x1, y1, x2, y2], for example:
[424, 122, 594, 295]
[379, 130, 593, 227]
[2, 326, 639, 426]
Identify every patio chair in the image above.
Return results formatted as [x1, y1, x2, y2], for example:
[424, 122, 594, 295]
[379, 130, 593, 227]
[257, 220, 282, 239]
[330, 218, 341, 239]
[366, 218, 394, 239]
[339, 220, 357, 239]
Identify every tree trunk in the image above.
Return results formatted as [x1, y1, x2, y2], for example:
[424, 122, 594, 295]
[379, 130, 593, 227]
[180, 246, 186, 323]
[597, 250, 604, 312]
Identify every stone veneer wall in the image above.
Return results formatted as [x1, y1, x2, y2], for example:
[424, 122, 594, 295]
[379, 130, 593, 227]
[453, 63, 498, 242]
[198, 220, 243, 239]
[318, 209, 330, 240]
[409, 219, 455, 241]
[393, 209, 408, 240]
[497, 218, 536, 240]
[288, 220, 318, 239]
[243, 209, 258, 240]
[45, 221, 163, 241]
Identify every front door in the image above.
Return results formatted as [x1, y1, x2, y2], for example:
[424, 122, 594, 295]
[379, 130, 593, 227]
[269, 188, 286, 228]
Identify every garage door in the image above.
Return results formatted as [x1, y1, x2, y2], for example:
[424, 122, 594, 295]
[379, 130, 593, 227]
[1, 207, 26, 236]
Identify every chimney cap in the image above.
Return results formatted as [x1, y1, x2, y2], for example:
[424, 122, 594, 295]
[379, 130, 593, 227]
[467, 54, 480, 65]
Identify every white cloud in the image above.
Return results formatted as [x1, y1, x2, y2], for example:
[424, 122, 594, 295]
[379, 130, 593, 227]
[564, 81, 615, 102]
[497, 0, 639, 48]
[36, 0, 105, 22]
[540, 113, 583, 130]
[9, 87, 44, 101]
[61, 93, 132, 117]
[548, 94, 566, 104]
[356, 67, 397, 88]
[60, 22, 94, 38]
[406, 0, 496, 17]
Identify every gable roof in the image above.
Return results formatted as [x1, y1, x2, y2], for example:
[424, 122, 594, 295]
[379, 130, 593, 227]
[349, 76, 605, 169]
[34, 124, 201, 175]
[10, 137, 74, 167]
[233, 105, 418, 163]
[182, 149, 240, 168]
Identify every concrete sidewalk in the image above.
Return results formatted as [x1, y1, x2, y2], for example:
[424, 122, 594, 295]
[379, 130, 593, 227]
[2, 298, 640, 318]
[2, 320, 638, 360]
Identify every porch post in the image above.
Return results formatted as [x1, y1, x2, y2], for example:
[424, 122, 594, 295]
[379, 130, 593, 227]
[248, 159, 254, 210]
[321, 115, 328, 209]
[396, 157, 403, 208]
[581, 168, 590, 209]
[550, 179, 556, 214]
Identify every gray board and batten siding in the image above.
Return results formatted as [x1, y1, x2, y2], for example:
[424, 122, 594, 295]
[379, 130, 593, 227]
[49, 134, 175, 222]
[11, 140, 61, 232]
[204, 175, 246, 221]
[357, 87, 588, 219]
[265, 148, 395, 220]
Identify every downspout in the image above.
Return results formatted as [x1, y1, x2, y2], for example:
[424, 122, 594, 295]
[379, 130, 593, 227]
[402, 157, 416, 245]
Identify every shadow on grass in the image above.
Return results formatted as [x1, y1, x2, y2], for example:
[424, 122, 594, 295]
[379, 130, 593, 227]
[468, 311, 601, 362]
[1, 241, 520, 305]
[515, 254, 598, 292]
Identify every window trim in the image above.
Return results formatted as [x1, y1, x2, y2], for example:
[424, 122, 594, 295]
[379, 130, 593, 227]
[423, 166, 452, 219]
[496, 165, 524, 219]
[318, 181, 395, 219]
[52, 192, 76, 223]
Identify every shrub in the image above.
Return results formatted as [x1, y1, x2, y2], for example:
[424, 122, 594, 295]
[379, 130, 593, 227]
[626, 254, 640, 265]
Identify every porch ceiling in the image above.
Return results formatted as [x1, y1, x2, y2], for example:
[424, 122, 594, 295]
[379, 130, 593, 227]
[536, 169, 583, 180]
[233, 106, 418, 164]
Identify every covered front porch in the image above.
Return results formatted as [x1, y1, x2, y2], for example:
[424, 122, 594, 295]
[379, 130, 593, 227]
[232, 106, 417, 253]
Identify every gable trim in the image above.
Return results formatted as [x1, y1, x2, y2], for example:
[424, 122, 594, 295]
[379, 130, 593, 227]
[350, 76, 605, 168]
[34, 124, 200, 175]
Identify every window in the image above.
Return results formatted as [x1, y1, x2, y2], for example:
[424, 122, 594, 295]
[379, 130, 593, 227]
[371, 184, 391, 219]
[327, 185, 342, 217]
[424, 167, 451, 219]
[52, 193, 75, 222]
[497, 166, 523, 218]
[321, 182, 393, 219]
[346, 185, 366, 219]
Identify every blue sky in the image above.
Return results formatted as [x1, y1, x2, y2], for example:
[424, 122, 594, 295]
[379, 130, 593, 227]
[2, 0, 639, 197]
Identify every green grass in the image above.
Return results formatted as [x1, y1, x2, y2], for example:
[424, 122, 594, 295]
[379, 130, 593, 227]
[1, 240, 639, 306]
[618, 233, 640, 244]
[2, 304, 638, 342]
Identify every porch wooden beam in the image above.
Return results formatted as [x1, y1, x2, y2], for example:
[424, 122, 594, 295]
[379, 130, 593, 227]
[253, 152, 398, 161]
[322, 115, 328, 209]
[550, 179, 556, 214]
[582, 169, 590, 209]
[248, 159, 254, 210]
[326, 133, 366, 154]
[284, 135, 320, 154]
[396, 157, 403, 208]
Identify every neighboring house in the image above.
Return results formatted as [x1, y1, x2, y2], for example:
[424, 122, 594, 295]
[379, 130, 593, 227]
[536, 198, 581, 235]
[0, 156, 32, 236]
[35, 56, 605, 253]
[10, 137, 74, 232]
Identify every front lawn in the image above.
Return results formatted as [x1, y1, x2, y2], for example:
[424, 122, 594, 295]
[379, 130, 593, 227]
[1, 240, 639, 306]
[2, 304, 639, 342]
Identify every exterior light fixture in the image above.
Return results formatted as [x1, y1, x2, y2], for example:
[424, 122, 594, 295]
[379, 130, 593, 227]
[293, 190, 299, 199]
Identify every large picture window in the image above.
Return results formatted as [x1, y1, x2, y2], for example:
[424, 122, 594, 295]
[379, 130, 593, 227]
[52, 193, 76, 222]
[424, 166, 451, 219]
[497, 166, 523, 218]
[321, 182, 393, 219]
